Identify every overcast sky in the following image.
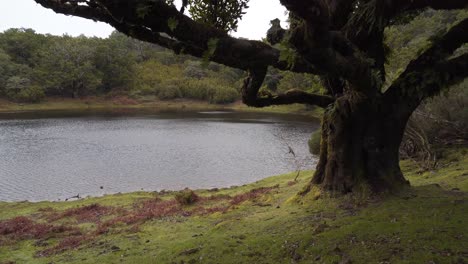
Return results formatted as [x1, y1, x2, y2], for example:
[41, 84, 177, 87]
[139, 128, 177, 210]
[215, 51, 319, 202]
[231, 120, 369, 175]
[0, 0, 287, 40]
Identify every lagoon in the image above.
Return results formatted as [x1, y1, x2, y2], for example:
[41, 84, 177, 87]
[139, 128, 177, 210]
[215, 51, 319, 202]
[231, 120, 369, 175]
[0, 110, 319, 201]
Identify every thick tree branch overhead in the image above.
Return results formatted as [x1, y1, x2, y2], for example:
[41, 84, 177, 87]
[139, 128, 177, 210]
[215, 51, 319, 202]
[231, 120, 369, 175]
[34, 0, 467, 109]
[384, 17, 468, 108]
[34, 0, 314, 73]
[277, 0, 367, 96]
[34, 0, 334, 107]
[241, 67, 335, 108]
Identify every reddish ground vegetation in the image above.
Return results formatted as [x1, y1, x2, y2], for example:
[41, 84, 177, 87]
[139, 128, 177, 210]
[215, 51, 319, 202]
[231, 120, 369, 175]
[103, 199, 186, 226]
[36, 235, 92, 257]
[37, 207, 55, 213]
[0, 216, 78, 245]
[186, 186, 279, 214]
[45, 204, 119, 223]
[230, 186, 278, 205]
[204, 194, 232, 201]
[110, 96, 138, 105]
[94, 225, 108, 235]
[287, 181, 298, 186]
[1, 186, 278, 257]
[138, 198, 186, 219]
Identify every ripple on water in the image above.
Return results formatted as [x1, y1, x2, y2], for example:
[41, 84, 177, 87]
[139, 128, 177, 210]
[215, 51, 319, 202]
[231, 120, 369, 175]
[0, 111, 319, 201]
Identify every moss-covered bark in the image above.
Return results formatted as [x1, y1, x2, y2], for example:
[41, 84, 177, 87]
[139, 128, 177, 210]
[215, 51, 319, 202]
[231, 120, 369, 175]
[309, 92, 409, 193]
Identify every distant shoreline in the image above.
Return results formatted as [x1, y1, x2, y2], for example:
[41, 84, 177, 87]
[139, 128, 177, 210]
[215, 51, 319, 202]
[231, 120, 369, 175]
[0, 97, 323, 118]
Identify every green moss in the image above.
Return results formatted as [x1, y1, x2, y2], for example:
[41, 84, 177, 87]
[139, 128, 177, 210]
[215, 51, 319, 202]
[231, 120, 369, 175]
[308, 129, 321, 155]
[402, 146, 468, 191]
[1, 149, 467, 264]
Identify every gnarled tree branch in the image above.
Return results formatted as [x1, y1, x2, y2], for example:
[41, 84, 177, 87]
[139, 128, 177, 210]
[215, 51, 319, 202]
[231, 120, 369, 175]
[34, 0, 319, 74]
[241, 68, 335, 108]
[281, 0, 381, 97]
[33, 0, 338, 109]
[253, 90, 336, 108]
[36, 0, 342, 111]
[384, 17, 468, 110]
[34, 0, 467, 111]
[341, 0, 467, 88]
[35, 0, 338, 109]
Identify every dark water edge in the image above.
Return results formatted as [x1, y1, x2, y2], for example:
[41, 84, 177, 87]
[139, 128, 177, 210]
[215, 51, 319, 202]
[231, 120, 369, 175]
[0, 109, 319, 202]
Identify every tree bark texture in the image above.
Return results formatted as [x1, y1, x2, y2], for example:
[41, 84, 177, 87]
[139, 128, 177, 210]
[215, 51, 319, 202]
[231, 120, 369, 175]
[311, 91, 409, 193]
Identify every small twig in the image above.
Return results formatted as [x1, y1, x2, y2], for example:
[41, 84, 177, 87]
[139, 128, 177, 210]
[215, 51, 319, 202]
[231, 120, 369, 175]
[65, 194, 81, 201]
[273, 132, 306, 182]
[294, 170, 301, 182]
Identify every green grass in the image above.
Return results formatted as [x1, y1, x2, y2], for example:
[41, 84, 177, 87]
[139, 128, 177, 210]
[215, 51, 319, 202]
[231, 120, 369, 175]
[0, 148, 467, 264]
[231, 102, 324, 118]
[401, 146, 468, 191]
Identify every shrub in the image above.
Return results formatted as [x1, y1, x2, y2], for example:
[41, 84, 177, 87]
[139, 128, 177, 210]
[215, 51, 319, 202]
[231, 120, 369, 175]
[5, 76, 30, 98]
[5, 76, 45, 103]
[277, 72, 322, 93]
[399, 79, 467, 169]
[179, 78, 214, 100]
[308, 130, 321, 155]
[183, 61, 207, 79]
[131, 84, 156, 96]
[15, 85, 45, 103]
[420, 80, 468, 143]
[158, 84, 182, 100]
[210, 86, 239, 104]
[174, 189, 199, 205]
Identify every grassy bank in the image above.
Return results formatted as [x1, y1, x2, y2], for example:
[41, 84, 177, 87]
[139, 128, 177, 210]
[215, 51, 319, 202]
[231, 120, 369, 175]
[0, 148, 467, 264]
[0, 97, 223, 112]
[0, 97, 323, 118]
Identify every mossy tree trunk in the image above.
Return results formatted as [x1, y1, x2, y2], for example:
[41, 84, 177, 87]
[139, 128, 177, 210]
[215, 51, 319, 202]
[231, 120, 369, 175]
[310, 91, 409, 193]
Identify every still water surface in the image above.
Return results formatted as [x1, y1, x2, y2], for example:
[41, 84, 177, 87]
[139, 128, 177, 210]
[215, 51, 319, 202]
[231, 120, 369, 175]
[0, 110, 319, 201]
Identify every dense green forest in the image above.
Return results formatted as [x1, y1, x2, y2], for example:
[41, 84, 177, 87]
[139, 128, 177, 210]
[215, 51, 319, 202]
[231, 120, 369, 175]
[0, 29, 323, 104]
[0, 29, 240, 103]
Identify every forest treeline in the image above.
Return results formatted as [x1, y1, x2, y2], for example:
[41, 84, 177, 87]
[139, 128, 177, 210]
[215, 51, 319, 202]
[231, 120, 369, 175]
[0, 29, 322, 104]
[0, 29, 241, 103]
